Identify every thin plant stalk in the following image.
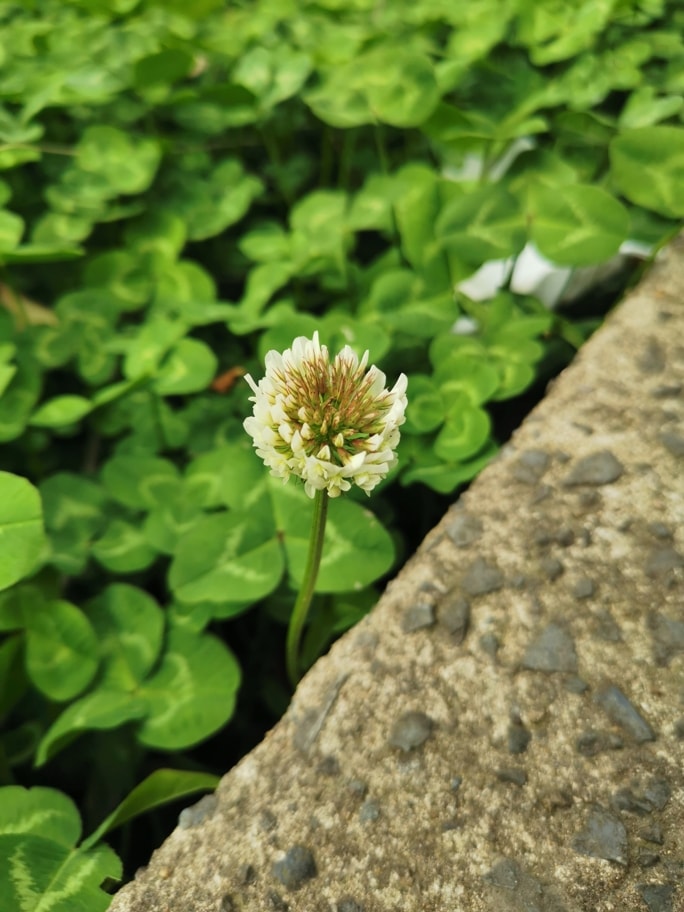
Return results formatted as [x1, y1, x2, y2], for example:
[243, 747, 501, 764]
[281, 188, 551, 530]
[286, 488, 329, 687]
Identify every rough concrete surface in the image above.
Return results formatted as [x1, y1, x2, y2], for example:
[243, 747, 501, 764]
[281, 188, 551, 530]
[110, 238, 684, 912]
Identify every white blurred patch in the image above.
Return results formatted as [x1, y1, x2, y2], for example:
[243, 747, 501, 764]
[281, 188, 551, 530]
[444, 138, 654, 317]
[456, 241, 652, 312]
[452, 316, 479, 335]
[510, 244, 572, 307]
[457, 259, 513, 302]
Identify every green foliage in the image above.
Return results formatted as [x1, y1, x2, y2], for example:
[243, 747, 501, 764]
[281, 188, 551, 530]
[0, 771, 220, 911]
[0, 786, 122, 912]
[0, 472, 46, 590]
[0, 0, 682, 905]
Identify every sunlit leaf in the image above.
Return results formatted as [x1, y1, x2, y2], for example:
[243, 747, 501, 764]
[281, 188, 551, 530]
[137, 628, 241, 750]
[0, 473, 45, 592]
[610, 126, 684, 218]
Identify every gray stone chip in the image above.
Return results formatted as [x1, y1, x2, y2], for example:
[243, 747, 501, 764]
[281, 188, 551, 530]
[645, 546, 684, 579]
[512, 449, 550, 484]
[523, 622, 578, 674]
[643, 778, 672, 811]
[177, 793, 218, 829]
[437, 593, 470, 642]
[317, 755, 340, 776]
[659, 431, 684, 457]
[648, 521, 673, 540]
[572, 806, 628, 865]
[445, 511, 483, 547]
[637, 883, 674, 912]
[462, 556, 504, 596]
[236, 864, 256, 885]
[479, 632, 500, 657]
[337, 896, 366, 912]
[562, 451, 624, 486]
[483, 858, 520, 890]
[540, 557, 564, 581]
[507, 720, 532, 755]
[496, 767, 527, 786]
[638, 852, 661, 869]
[359, 799, 381, 823]
[612, 788, 655, 816]
[651, 382, 682, 398]
[388, 711, 435, 752]
[346, 778, 368, 798]
[272, 845, 317, 891]
[576, 730, 623, 756]
[483, 858, 569, 912]
[401, 600, 436, 633]
[337, 900, 365, 912]
[592, 609, 622, 642]
[572, 577, 595, 599]
[639, 823, 664, 845]
[595, 685, 656, 743]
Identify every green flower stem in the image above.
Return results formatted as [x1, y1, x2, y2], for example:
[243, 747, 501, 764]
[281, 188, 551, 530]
[286, 488, 329, 687]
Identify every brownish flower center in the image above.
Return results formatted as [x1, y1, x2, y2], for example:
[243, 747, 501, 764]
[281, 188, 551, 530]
[275, 355, 390, 465]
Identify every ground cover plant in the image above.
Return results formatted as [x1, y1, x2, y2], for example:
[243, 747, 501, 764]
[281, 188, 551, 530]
[0, 0, 683, 906]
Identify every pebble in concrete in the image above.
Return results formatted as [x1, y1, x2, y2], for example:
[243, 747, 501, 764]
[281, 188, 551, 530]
[562, 450, 624, 486]
[643, 778, 672, 811]
[445, 511, 483, 547]
[540, 557, 564, 581]
[651, 383, 682, 398]
[482, 857, 568, 912]
[659, 431, 684, 457]
[496, 767, 527, 787]
[522, 622, 578, 674]
[592, 609, 622, 642]
[318, 755, 340, 776]
[645, 546, 684, 579]
[648, 521, 673, 540]
[272, 845, 317, 891]
[564, 676, 588, 694]
[358, 799, 381, 823]
[612, 788, 655, 816]
[437, 592, 470, 642]
[462, 556, 504, 596]
[512, 449, 550, 484]
[637, 883, 675, 912]
[594, 685, 656, 743]
[572, 577, 595, 599]
[639, 823, 664, 845]
[347, 779, 368, 799]
[576, 730, 623, 756]
[177, 793, 218, 829]
[479, 632, 500, 657]
[572, 806, 628, 865]
[507, 719, 532, 755]
[638, 851, 661, 868]
[337, 899, 365, 912]
[388, 711, 435, 752]
[401, 599, 435, 633]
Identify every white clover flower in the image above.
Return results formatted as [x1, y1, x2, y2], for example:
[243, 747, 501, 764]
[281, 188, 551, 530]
[244, 332, 408, 498]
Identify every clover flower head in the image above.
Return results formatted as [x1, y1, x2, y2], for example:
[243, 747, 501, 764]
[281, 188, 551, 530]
[244, 332, 408, 498]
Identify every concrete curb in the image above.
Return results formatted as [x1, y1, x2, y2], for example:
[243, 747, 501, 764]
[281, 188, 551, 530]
[111, 237, 684, 912]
